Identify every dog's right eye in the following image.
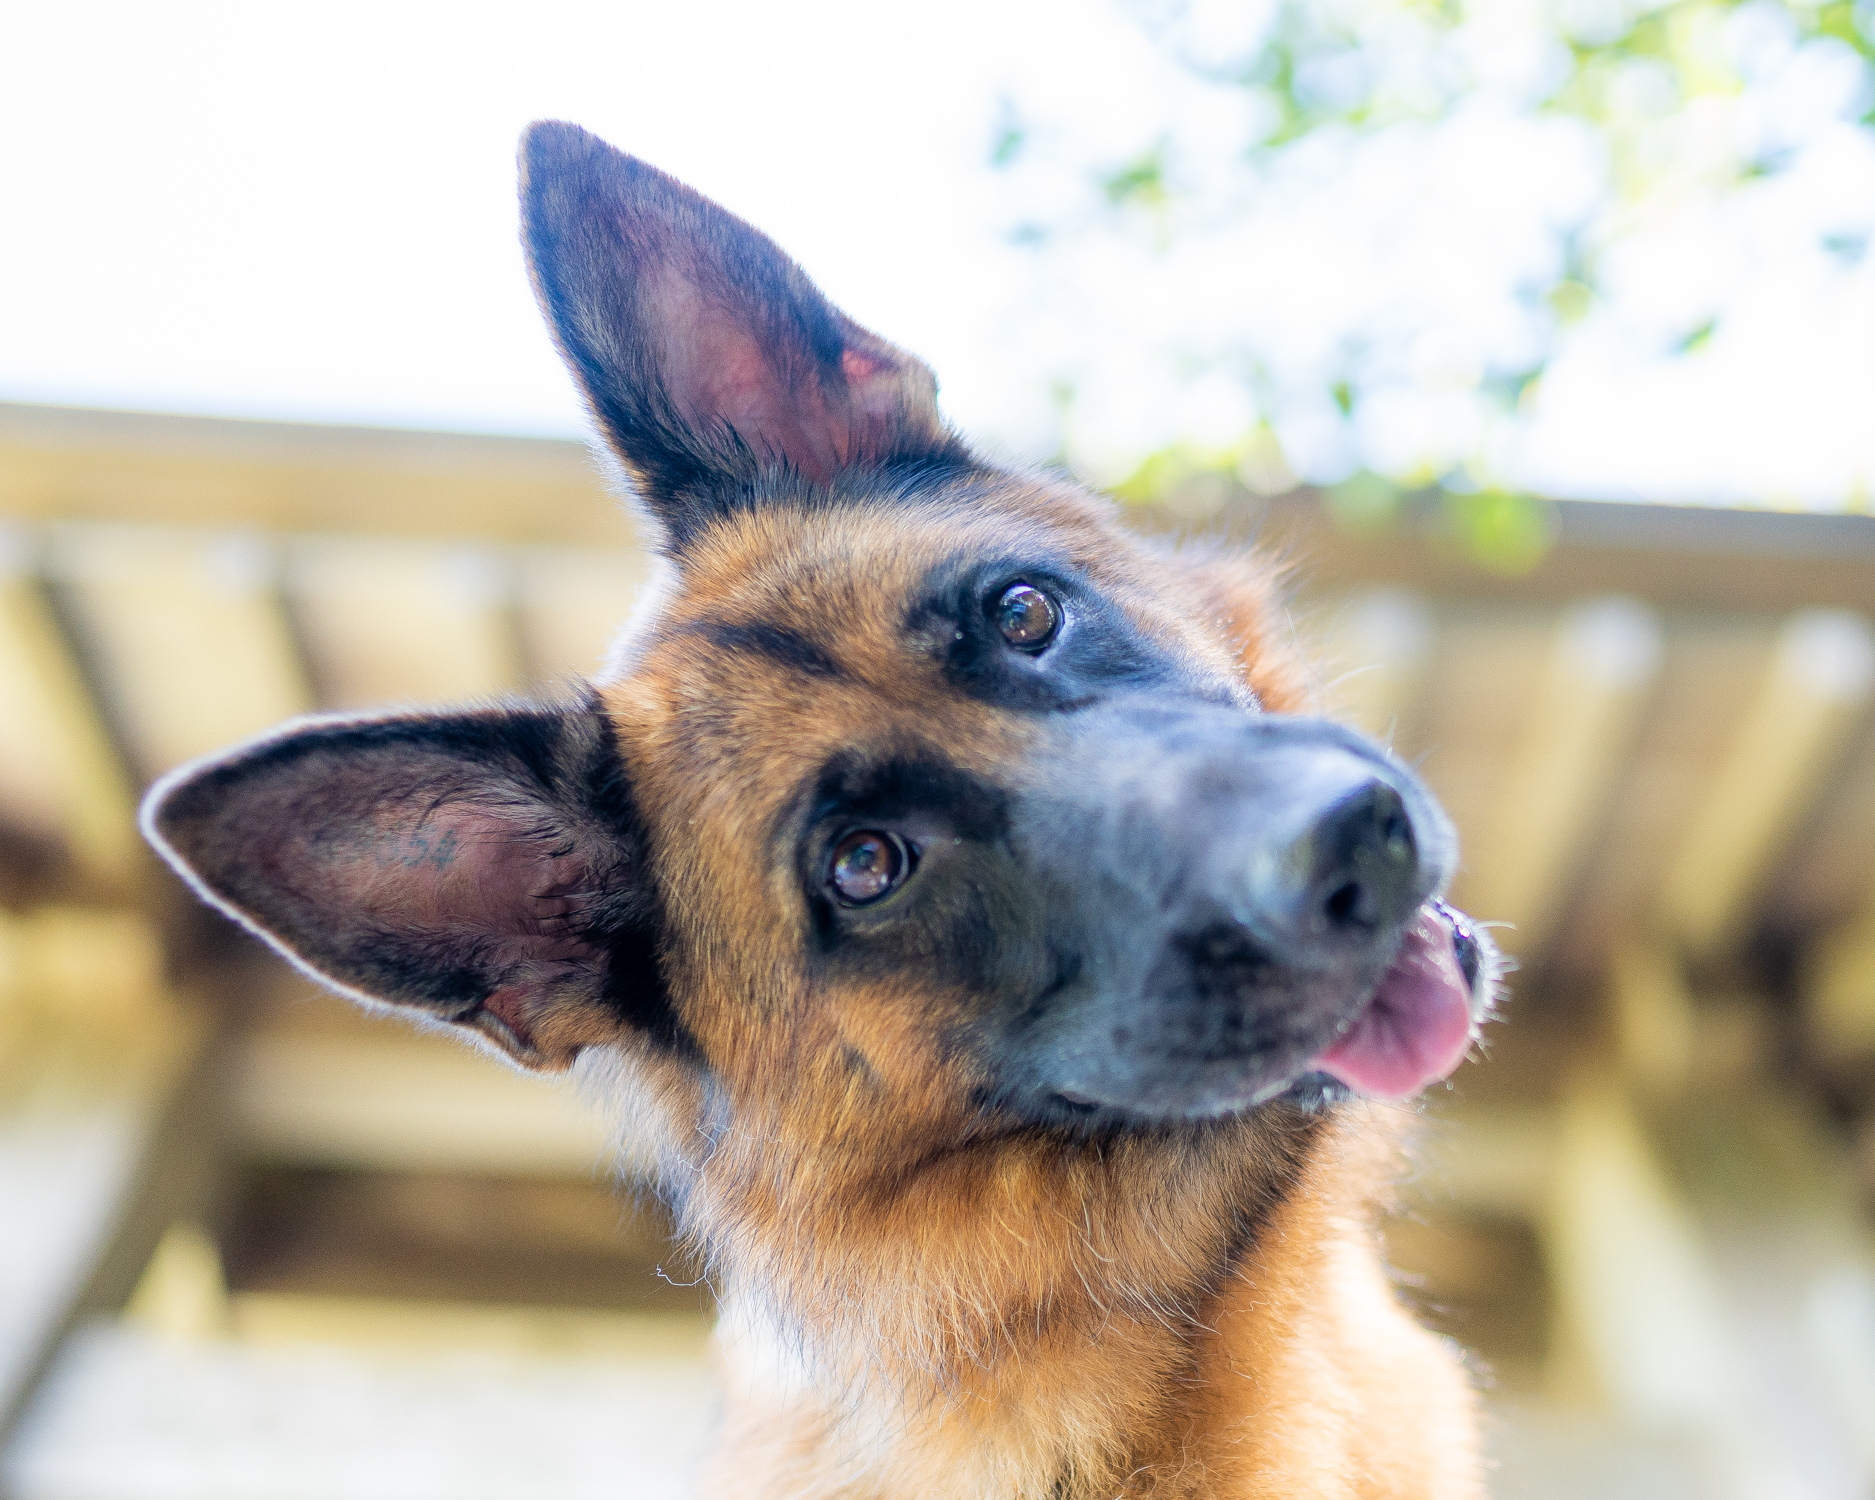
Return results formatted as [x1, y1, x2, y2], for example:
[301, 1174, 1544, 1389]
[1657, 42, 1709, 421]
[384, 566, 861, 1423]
[829, 830, 909, 905]
[992, 582, 1060, 651]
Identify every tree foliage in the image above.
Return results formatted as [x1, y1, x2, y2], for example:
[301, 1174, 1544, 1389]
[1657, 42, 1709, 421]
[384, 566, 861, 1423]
[992, 0, 1875, 564]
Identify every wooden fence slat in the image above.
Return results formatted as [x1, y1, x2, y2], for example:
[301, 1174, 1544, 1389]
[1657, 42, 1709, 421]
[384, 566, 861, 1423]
[226, 999, 633, 1180]
[1318, 588, 1433, 744]
[1808, 912, 1875, 1069]
[1608, 942, 1698, 1099]
[515, 546, 653, 690]
[0, 527, 138, 886]
[46, 525, 313, 781]
[1543, 1073, 1734, 1428]
[1463, 598, 1661, 957]
[0, 1009, 210, 1442]
[288, 538, 523, 711]
[1660, 610, 1875, 957]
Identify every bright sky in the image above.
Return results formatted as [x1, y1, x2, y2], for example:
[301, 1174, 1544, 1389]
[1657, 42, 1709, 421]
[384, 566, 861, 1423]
[5, 0, 1873, 508]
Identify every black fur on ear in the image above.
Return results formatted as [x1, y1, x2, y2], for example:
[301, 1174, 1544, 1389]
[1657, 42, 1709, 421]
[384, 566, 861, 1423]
[141, 693, 681, 1070]
[519, 120, 974, 550]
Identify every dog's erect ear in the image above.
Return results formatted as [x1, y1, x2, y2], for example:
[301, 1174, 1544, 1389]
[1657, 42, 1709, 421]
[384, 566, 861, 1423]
[519, 120, 969, 546]
[142, 702, 672, 1070]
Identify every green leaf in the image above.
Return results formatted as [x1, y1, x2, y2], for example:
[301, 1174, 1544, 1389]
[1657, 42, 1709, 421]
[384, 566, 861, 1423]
[1326, 472, 1404, 531]
[1101, 145, 1170, 208]
[1675, 317, 1718, 354]
[989, 98, 1027, 169]
[1442, 490, 1558, 574]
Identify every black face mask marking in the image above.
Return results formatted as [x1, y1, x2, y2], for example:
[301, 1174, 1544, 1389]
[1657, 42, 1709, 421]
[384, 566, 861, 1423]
[772, 688, 1474, 1128]
[692, 620, 845, 681]
[904, 554, 1248, 716]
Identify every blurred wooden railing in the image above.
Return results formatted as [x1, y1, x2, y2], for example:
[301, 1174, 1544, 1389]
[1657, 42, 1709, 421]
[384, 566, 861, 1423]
[2, 403, 1874, 1497]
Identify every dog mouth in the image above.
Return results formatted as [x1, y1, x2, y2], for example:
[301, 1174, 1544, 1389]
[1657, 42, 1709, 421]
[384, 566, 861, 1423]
[1306, 903, 1477, 1102]
[1044, 902, 1482, 1119]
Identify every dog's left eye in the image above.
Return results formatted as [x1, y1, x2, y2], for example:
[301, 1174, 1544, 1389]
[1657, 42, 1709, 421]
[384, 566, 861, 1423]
[829, 830, 910, 905]
[993, 582, 1060, 651]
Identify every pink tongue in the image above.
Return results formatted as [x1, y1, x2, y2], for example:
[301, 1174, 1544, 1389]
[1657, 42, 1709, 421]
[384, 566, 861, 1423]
[1312, 910, 1474, 1102]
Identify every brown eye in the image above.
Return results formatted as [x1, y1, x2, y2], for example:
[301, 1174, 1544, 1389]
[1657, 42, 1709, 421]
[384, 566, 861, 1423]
[993, 582, 1060, 650]
[828, 830, 908, 906]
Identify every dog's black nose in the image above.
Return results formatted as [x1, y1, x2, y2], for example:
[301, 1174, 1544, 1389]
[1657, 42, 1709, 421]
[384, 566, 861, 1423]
[1218, 766, 1424, 971]
[1164, 763, 1430, 1034]
[1303, 780, 1418, 937]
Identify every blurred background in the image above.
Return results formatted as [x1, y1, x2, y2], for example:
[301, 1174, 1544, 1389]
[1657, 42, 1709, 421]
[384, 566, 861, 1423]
[2, 1, 1874, 1496]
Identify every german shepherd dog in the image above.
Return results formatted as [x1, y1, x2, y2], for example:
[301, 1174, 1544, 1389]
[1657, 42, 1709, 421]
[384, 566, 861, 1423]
[145, 122, 1499, 1497]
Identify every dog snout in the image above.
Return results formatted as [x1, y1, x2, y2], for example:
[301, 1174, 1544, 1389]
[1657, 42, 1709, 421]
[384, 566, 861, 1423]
[1020, 703, 1456, 996]
[1002, 707, 1463, 1115]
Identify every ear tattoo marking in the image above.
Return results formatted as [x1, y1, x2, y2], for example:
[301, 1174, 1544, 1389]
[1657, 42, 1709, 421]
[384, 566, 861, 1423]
[337, 822, 463, 872]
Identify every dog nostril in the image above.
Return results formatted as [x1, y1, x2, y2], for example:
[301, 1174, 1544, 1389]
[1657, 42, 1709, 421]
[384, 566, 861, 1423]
[1324, 880, 1365, 928]
[1306, 780, 1418, 937]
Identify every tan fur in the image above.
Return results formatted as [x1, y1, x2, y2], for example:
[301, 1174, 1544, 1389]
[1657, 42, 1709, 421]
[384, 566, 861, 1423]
[681, 1104, 1478, 1500]
[572, 478, 1482, 1498]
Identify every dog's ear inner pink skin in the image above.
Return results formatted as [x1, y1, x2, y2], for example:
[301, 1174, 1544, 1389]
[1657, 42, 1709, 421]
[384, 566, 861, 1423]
[519, 119, 971, 546]
[141, 705, 658, 1069]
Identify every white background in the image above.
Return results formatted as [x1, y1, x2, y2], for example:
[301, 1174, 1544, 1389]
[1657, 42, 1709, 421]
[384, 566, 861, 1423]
[4, 0, 1873, 508]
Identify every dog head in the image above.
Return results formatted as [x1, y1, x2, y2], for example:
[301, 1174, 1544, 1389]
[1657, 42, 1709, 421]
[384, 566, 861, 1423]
[143, 123, 1496, 1158]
